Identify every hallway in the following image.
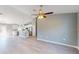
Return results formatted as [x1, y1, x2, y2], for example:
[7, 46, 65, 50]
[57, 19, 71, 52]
[0, 36, 78, 54]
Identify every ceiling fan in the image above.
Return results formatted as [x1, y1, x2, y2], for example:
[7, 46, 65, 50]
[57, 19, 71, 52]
[32, 5, 53, 20]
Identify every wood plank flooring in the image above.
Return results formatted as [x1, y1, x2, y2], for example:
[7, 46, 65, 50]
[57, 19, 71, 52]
[0, 36, 78, 54]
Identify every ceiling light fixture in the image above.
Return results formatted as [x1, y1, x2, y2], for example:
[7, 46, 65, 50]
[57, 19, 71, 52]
[32, 5, 53, 20]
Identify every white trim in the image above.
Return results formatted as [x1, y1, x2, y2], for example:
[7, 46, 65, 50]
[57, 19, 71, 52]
[38, 38, 79, 50]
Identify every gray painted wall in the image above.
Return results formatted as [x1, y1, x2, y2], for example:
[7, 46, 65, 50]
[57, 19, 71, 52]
[77, 13, 79, 46]
[37, 13, 77, 46]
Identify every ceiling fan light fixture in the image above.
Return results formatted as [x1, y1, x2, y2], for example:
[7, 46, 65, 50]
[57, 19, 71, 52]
[37, 15, 46, 20]
[32, 5, 53, 20]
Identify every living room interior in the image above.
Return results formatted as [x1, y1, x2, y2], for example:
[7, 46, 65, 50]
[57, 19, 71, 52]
[0, 5, 79, 54]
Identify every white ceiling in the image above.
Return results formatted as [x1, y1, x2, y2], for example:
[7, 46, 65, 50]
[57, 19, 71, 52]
[0, 5, 79, 24]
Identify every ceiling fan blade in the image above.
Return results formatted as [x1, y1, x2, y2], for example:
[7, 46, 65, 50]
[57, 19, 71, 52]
[45, 12, 53, 15]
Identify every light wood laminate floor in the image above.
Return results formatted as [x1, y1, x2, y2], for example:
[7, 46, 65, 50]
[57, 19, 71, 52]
[0, 36, 78, 54]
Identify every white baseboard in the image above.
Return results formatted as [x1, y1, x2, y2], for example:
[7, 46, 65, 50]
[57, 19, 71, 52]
[38, 38, 79, 50]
